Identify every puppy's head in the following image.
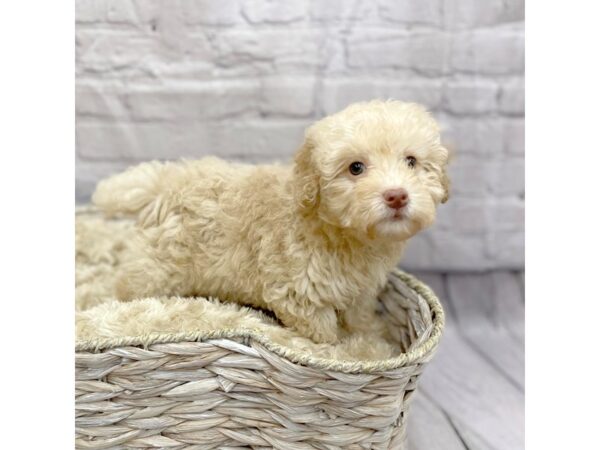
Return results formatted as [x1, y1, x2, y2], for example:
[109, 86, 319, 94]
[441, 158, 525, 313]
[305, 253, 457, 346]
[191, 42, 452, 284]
[293, 100, 450, 241]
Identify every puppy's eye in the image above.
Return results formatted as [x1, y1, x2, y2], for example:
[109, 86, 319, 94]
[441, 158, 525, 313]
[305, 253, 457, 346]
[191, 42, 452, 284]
[349, 161, 366, 176]
[405, 156, 417, 168]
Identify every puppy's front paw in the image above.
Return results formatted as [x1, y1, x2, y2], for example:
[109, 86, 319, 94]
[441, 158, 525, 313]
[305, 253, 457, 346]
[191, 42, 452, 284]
[341, 303, 386, 337]
[271, 301, 342, 343]
[305, 326, 340, 345]
[294, 306, 341, 344]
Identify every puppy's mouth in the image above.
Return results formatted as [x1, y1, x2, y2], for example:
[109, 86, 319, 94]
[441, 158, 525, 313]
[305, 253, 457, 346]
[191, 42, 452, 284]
[390, 210, 405, 220]
[382, 208, 407, 222]
[372, 210, 410, 230]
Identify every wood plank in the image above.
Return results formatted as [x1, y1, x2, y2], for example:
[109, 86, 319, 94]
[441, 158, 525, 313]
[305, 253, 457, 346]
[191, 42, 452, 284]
[446, 272, 524, 336]
[458, 328, 524, 391]
[409, 271, 453, 321]
[409, 272, 446, 300]
[395, 271, 524, 449]
[488, 271, 524, 340]
[407, 391, 467, 450]
[446, 272, 525, 390]
[418, 326, 525, 450]
[517, 270, 525, 304]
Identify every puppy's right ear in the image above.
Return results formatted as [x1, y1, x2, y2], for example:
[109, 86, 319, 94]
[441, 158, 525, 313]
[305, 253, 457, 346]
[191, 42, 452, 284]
[440, 167, 450, 204]
[439, 144, 454, 204]
[293, 141, 320, 214]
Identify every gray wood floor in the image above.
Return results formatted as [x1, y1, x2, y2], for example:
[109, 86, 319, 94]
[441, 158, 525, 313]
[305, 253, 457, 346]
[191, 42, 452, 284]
[406, 271, 524, 450]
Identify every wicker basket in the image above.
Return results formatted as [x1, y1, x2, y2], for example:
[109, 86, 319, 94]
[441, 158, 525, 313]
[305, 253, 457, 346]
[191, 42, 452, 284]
[75, 270, 444, 450]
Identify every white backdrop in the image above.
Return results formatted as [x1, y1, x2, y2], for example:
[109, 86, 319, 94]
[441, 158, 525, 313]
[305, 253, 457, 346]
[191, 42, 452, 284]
[75, 0, 524, 271]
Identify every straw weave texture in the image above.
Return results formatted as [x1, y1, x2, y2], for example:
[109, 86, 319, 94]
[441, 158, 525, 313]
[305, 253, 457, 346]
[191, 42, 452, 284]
[75, 270, 444, 449]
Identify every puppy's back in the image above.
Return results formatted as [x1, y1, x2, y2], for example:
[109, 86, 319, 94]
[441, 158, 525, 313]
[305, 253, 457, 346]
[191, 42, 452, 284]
[93, 157, 289, 226]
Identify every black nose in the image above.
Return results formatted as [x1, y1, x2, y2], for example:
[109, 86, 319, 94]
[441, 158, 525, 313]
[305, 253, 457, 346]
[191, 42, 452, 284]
[383, 188, 409, 209]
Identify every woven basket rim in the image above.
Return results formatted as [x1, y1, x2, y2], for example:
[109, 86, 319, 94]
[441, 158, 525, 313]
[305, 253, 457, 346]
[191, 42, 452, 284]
[75, 268, 445, 374]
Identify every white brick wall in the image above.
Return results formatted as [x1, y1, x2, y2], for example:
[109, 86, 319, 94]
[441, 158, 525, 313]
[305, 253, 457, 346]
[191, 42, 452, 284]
[75, 0, 524, 271]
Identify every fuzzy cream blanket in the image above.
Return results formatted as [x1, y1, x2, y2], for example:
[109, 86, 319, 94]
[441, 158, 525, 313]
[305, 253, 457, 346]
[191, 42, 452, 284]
[75, 208, 404, 361]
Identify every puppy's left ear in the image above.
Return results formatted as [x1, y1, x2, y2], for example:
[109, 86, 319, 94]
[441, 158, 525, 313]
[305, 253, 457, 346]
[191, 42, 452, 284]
[293, 140, 320, 214]
[440, 145, 453, 204]
[440, 168, 450, 204]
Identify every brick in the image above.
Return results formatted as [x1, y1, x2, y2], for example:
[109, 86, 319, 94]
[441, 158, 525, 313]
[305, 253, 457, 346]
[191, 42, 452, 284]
[242, 0, 307, 23]
[400, 232, 436, 269]
[76, 31, 161, 74]
[181, 0, 243, 25]
[404, 212, 528, 270]
[435, 198, 488, 234]
[435, 197, 524, 237]
[429, 230, 490, 270]
[125, 81, 261, 121]
[212, 29, 324, 70]
[321, 39, 347, 74]
[446, 156, 489, 197]
[76, 83, 130, 119]
[451, 27, 524, 75]
[444, 0, 524, 29]
[439, 116, 504, 155]
[347, 30, 450, 75]
[76, 120, 311, 162]
[499, 79, 525, 115]
[77, 0, 162, 25]
[159, 60, 221, 80]
[75, 0, 525, 272]
[161, 33, 215, 70]
[443, 80, 498, 115]
[321, 78, 443, 114]
[76, 158, 133, 203]
[378, 0, 443, 26]
[446, 273, 496, 323]
[309, 0, 376, 21]
[259, 77, 316, 117]
[485, 230, 524, 268]
[106, 0, 159, 24]
[77, 177, 101, 204]
[489, 271, 525, 330]
[503, 118, 525, 155]
[408, 273, 447, 303]
[76, 0, 107, 23]
[152, 4, 215, 58]
[412, 229, 490, 271]
[403, 229, 489, 271]
[489, 199, 524, 232]
[488, 158, 524, 197]
[446, 272, 524, 327]
[76, 30, 214, 77]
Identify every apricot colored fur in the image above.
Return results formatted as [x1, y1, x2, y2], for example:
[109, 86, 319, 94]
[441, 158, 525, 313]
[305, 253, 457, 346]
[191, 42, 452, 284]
[93, 100, 450, 343]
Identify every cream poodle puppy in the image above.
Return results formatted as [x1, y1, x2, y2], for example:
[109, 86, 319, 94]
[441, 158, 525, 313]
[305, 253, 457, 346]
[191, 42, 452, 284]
[93, 100, 450, 344]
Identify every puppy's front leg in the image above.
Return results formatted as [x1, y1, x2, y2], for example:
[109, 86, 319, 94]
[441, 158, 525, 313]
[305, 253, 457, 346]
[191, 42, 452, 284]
[273, 302, 340, 344]
[341, 301, 386, 337]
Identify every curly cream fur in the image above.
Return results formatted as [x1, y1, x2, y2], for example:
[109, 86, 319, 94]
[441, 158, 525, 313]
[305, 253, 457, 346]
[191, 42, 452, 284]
[75, 211, 399, 361]
[92, 100, 450, 344]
